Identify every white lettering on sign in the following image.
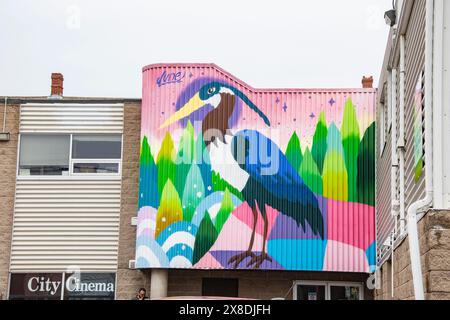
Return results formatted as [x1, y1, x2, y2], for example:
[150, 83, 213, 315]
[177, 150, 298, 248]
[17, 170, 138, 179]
[27, 277, 61, 295]
[26, 274, 114, 295]
[65, 274, 114, 293]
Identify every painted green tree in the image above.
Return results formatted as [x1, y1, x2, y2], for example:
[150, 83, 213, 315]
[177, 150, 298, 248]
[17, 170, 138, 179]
[192, 212, 218, 265]
[285, 131, 303, 171]
[175, 121, 195, 195]
[195, 133, 213, 196]
[139, 136, 159, 209]
[214, 189, 234, 233]
[322, 123, 348, 202]
[311, 112, 328, 174]
[212, 171, 243, 200]
[357, 122, 375, 206]
[299, 147, 323, 195]
[155, 180, 183, 238]
[182, 164, 205, 222]
[341, 98, 361, 202]
[156, 132, 176, 197]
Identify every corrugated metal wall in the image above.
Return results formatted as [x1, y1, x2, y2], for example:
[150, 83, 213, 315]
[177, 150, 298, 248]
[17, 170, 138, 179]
[10, 102, 124, 272]
[137, 64, 376, 273]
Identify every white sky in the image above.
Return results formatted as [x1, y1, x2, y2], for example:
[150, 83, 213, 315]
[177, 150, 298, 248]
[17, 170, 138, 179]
[0, 0, 392, 98]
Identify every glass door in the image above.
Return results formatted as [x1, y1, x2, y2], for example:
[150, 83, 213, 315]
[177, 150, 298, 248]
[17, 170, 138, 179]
[294, 281, 363, 300]
[294, 282, 327, 300]
[329, 284, 362, 300]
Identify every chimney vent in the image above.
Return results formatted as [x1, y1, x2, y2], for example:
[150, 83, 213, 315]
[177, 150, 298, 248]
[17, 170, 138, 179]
[51, 73, 64, 97]
[362, 76, 374, 89]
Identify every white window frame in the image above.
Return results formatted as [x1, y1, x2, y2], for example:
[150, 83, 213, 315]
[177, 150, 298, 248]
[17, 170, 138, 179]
[293, 280, 364, 301]
[17, 133, 123, 179]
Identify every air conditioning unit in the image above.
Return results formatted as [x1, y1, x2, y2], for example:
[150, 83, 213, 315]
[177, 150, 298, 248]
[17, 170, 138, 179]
[129, 260, 136, 270]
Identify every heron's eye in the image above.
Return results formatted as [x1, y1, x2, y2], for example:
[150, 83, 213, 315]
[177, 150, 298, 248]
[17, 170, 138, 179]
[207, 87, 215, 95]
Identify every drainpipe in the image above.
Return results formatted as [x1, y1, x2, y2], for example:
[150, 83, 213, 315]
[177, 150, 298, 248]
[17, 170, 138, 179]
[2, 97, 7, 132]
[432, 0, 444, 209]
[407, 0, 435, 301]
[398, 37, 406, 237]
[390, 68, 398, 299]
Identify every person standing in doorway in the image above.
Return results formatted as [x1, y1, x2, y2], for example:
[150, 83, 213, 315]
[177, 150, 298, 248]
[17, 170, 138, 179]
[135, 288, 147, 300]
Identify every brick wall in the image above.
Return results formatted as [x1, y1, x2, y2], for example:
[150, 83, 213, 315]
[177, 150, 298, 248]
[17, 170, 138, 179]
[116, 102, 153, 299]
[168, 269, 373, 300]
[0, 103, 19, 300]
[375, 210, 450, 300]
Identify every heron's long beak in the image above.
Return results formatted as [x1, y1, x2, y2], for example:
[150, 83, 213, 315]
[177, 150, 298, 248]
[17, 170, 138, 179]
[159, 93, 204, 129]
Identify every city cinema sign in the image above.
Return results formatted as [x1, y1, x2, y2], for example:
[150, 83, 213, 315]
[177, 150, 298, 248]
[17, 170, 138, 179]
[9, 273, 116, 300]
[27, 274, 114, 296]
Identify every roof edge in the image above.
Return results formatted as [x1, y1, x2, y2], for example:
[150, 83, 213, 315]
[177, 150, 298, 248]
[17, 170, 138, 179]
[142, 63, 377, 93]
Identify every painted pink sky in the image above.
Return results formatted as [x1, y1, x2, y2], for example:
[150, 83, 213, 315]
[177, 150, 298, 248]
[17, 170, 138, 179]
[142, 64, 376, 155]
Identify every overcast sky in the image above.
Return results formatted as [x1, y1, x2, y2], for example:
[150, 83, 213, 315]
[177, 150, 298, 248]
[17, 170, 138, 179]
[0, 0, 392, 98]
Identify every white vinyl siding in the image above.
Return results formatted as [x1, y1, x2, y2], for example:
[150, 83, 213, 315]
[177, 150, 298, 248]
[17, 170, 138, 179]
[10, 179, 121, 272]
[11, 102, 125, 272]
[19, 103, 124, 133]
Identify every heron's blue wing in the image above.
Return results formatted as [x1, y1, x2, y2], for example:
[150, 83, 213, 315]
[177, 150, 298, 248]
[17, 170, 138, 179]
[232, 130, 317, 206]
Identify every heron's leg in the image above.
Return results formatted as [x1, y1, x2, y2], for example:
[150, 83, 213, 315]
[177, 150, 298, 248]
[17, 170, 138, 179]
[247, 204, 273, 269]
[228, 202, 258, 269]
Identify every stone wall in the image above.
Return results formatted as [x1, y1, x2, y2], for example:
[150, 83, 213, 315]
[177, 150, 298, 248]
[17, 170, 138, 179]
[115, 102, 154, 299]
[0, 103, 19, 300]
[375, 210, 450, 300]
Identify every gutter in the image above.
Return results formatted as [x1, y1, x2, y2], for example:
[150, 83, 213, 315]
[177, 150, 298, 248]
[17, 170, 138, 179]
[2, 97, 6, 132]
[406, 0, 435, 301]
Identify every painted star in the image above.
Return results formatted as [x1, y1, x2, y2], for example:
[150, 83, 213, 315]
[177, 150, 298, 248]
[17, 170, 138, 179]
[282, 103, 288, 112]
[329, 98, 336, 106]
[188, 72, 193, 78]
[309, 113, 316, 119]
[275, 97, 280, 104]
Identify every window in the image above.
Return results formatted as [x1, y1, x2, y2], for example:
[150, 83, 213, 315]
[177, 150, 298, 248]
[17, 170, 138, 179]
[293, 281, 363, 300]
[379, 83, 388, 157]
[72, 135, 122, 159]
[19, 134, 70, 176]
[379, 102, 386, 156]
[18, 134, 122, 176]
[387, 71, 393, 132]
[413, 69, 426, 183]
[71, 135, 122, 175]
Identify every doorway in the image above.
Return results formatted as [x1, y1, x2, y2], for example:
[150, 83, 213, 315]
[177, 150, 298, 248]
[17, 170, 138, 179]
[201, 278, 239, 297]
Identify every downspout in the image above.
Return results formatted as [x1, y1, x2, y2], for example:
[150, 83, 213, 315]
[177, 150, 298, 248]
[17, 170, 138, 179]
[2, 97, 7, 132]
[390, 68, 398, 299]
[407, 0, 435, 301]
[398, 37, 406, 237]
[432, 0, 444, 209]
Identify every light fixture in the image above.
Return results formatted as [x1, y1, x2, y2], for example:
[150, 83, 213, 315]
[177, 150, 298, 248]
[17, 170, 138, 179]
[0, 132, 10, 141]
[384, 9, 397, 27]
[384, 0, 397, 27]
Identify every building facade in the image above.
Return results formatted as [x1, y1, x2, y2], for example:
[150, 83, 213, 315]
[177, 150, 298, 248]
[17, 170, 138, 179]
[0, 65, 376, 300]
[375, 0, 450, 300]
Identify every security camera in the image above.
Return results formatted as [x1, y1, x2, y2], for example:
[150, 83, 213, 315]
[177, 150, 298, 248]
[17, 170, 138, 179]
[384, 9, 397, 27]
